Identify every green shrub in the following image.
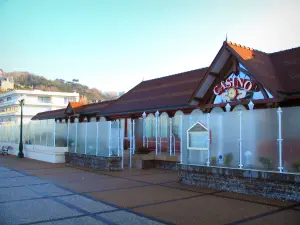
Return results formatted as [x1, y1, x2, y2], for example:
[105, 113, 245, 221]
[258, 157, 272, 170]
[211, 156, 217, 165]
[224, 153, 233, 166]
[292, 162, 300, 172]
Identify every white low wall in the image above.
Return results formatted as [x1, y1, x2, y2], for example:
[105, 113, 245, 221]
[0, 142, 67, 163]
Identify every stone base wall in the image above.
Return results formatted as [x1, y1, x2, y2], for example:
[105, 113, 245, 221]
[179, 164, 300, 202]
[133, 158, 179, 171]
[153, 161, 179, 171]
[65, 152, 122, 171]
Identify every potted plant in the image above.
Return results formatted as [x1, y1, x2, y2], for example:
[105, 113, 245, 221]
[292, 161, 300, 172]
[258, 156, 272, 170]
[224, 153, 233, 166]
[210, 156, 217, 166]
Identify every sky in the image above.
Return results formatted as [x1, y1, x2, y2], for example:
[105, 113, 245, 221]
[1, 0, 300, 93]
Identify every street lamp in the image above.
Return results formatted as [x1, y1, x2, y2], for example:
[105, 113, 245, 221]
[18, 99, 25, 158]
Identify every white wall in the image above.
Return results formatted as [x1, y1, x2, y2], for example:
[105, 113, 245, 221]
[0, 142, 67, 163]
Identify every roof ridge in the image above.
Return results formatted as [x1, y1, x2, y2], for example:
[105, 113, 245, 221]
[142, 67, 208, 83]
[226, 41, 267, 54]
[268, 45, 300, 55]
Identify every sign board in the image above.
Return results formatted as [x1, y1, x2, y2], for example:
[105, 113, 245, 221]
[213, 76, 259, 102]
[187, 122, 209, 151]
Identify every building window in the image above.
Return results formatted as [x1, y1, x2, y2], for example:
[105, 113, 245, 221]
[64, 97, 76, 104]
[145, 114, 155, 138]
[159, 112, 169, 138]
[38, 96, 51, 103]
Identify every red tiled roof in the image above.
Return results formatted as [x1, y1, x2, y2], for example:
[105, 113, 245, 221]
[226, 41, 283, 96]
[227, 41, 300, 94]
[269, 47, 300, 93]
[75, 100, 117, 114]
[97, 68, 207, 116]
[64, 102, 84, 114]
[69, 102, 84, 109]
[32, 108, 66, 120]
[32, 100, 117, 120]
[32, 41, 300, 121]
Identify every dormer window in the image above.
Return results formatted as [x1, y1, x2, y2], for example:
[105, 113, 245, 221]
[187, 122, 209, 150]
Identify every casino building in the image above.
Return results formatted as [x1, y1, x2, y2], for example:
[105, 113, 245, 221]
[32, 40, 300, 168]
[33, 41, 300, 123]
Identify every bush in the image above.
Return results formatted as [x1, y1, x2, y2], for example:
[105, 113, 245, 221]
[258, 157, 272, 170]
[211, 156, 217, 166]
[292, 162, 300, 172]
[224, 153, 233, 166]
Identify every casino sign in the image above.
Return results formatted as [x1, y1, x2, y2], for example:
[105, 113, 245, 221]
[213, 75, 259, 102]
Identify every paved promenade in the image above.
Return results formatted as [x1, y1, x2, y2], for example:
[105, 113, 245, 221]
[0, 156, 299, 225]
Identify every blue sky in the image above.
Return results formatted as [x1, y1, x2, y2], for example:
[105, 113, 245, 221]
[1, 0, 300, 92]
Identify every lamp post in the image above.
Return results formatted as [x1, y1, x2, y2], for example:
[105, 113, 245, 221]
[18, 99, 25, 158]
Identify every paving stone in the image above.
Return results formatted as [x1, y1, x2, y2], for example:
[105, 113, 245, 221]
[24, 167, 85, 175]
[61, 177, 145, 193]
[0, 186, 41, 202]
[0, 167, 12, 172]
[133, 195, 278, 225]
[0, 170, 25, 179]
[0, 198, 83, 225]
[128, 173, 179, 184]
[37, 172, 112, 183]
[100, 210, 166, 225]
[29, 183, 73, 196]
[87, 185, 200, 208]
[34, 216, 108, 225]
[215, 191, 296, 207]
[245, 209, 300, 225]
[0, 176, 47, 187]
[162, 182, 218, 194]
[98, 168, 174, 177]
[57, 195, 116, 213]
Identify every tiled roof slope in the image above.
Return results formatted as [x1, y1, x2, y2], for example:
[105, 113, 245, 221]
[269, 47, 300, 93]
[32, 100, 117, 120]
[69, 102, 83, 108]
[98, 68, 207, 115]
[32, 108, 66, 120]
[75, 100, 116, 114]
[226, 42, 283, 95]
[227, 41, 300, 94]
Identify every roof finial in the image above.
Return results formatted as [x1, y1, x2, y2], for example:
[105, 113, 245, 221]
[225, 33, 228, 42]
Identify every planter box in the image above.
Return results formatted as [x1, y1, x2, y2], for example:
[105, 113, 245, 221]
[178, 164, 300, 202]
[65, 152, 122, 171]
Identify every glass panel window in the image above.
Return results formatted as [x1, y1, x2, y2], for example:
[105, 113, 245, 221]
[64, 97, 76, 104]
[38, 96, 51, 103]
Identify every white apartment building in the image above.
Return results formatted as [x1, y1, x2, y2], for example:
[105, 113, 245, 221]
[0, 90, 79, 125]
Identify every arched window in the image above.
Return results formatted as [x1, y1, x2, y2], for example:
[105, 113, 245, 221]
[145, 113, 155, 138]
[189, 109, 203, 125]
[173, 111, 184, 138]
[159, 112, 169, 138]
[232, 104, 247, 112]
[99, 117, 106, 122]
[90, 117, 97, 122]
[210, 107, 224, 113]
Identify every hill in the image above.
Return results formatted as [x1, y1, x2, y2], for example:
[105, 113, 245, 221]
[2, 71, 122, 103]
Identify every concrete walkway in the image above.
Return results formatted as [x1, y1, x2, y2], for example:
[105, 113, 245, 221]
[0, 156, 299, 225]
